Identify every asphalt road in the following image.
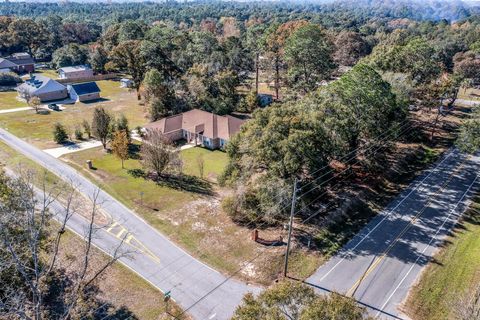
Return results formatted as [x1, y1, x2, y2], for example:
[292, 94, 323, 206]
[0, 128, 260, 320]
[307, 149, 480, 319]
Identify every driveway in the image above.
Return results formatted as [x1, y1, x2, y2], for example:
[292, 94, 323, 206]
[0, 128, 260, 320]
[43, 140, 103, 158]
[307, 149, 480, 319]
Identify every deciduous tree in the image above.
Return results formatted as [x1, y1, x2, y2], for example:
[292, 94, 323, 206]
[111, 130, 129, 169]
[140, 129, 182, 177]
[91, 106, 112, 149]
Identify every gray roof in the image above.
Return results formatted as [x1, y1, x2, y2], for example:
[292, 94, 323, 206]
[17, 74, 66, 95]
[0, 58, 17, 69]
[58, 65, 91, 73]
[5, 53, 34, 66]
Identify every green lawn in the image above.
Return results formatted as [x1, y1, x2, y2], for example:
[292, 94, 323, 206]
[0, 81, 146, 149]
[96, 79, 127, 98]
[406, 199, 480, 320]
[181, 147, 228, 180]
[37, 69, 59, 79]
[0, 91, 29, 110]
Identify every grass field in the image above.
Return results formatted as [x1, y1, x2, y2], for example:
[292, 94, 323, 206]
[0, 90, 29, 110]
[37, 68, 59, 79]
[181, 147, 228, 180]
[405, 199, 480, 319]
[60, 144, 316, 284]
[0, 80, 147, 149]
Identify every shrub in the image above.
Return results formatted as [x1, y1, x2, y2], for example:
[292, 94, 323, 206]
[0, 72, 22, 86]
[53, 122, 69, 144]
[74, 126, 83, 140]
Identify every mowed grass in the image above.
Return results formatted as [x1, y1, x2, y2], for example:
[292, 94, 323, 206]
[181, 147, 228, 180]
[36, 68, 59, 79]
[60, 145, 284, 282]
[0, 90, 29, 110]
[405, 200, 480, 320]
[0, 80, 147, 149]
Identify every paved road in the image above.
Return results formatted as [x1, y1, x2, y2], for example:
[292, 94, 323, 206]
[0, 128, 260, 320]
[307, 149, 480, 319]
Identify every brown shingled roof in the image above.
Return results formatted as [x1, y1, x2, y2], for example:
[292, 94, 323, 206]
[144, 109, 245, 140]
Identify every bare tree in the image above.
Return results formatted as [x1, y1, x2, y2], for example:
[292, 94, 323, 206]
[140, 129, 182, 178]
[0, 168, 128, 320]
[28, 96, 42, 114]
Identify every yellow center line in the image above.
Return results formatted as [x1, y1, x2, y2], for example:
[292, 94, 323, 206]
[346, 157, 468, 297]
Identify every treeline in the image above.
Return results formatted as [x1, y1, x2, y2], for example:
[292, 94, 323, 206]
[221, 15, 480, 224]
[0, 0, 477, 29]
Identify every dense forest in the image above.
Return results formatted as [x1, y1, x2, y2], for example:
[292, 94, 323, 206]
[0, 0, 477, 28]
[2, 0, 480, 223]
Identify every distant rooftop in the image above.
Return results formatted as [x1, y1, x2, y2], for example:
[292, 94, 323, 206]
[58, 65, 91, 73]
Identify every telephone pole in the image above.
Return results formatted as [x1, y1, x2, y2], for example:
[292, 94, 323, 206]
[283, 178, 298, 278]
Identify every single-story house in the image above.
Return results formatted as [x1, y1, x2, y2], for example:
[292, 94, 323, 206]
[0, 58, 18, 73]
[69, 82, 101, 102]
[17, 74, 68, 102]
[144, 109, 246, 150]
[58, 65, 94, 80]
[120, 78, 134, 88]
[2, 53, 35, 73]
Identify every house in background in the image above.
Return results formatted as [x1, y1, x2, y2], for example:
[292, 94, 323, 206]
[58, 65, 93, 80]
[144, 109, 246, 150]
[69, 82, 101, 102]
[17, 74, 68, 102]
[0, 58, 18, 73]
[2, 53, 35, 73]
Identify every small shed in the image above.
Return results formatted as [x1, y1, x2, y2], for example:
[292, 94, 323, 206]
[120, 78, 134, 88]
[70, 82, 101, 102]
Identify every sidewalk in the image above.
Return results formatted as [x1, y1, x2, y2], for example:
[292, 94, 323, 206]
[0, 107, 32, 114]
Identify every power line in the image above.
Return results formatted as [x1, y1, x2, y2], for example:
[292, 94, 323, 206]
[170, 121, 419, 317]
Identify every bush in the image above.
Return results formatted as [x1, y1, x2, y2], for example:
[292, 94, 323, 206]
[53, 122, 69, 144]
[0, 72, 22, 86]
[74, 127, 83, 140]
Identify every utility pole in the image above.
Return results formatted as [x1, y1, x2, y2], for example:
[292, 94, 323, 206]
[283, 178, 298, 278]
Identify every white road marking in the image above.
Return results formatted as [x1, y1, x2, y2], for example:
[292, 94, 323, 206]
[315, 150, 456, 282]
[375, 173, 479, 317]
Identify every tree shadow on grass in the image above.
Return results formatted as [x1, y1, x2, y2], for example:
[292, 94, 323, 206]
[128, 144, 141, 160]
[156, 174, 214, 195]
[126, 169, 214, 195]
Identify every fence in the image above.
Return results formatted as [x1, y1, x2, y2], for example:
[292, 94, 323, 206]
[56, 73, 120, 85]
